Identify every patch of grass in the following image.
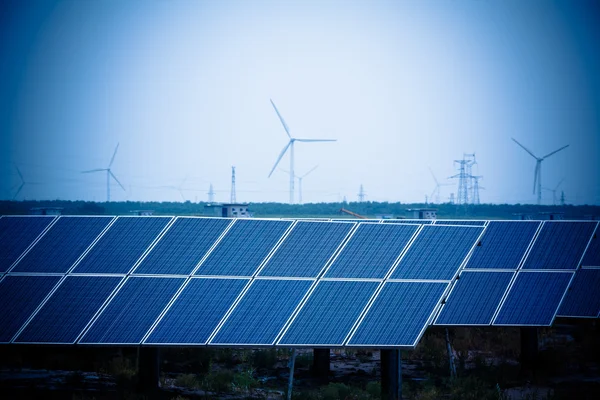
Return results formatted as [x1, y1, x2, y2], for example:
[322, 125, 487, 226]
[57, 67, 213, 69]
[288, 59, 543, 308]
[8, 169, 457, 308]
[174, 373, 201, 389]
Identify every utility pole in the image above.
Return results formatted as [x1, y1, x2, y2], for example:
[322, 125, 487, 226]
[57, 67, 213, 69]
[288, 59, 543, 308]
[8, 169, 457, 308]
[230, 166, 236, 203]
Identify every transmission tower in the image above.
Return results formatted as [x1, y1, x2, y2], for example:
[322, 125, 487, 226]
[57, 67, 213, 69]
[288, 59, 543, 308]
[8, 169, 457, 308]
[208, 183, 215, 203]
[472, 176, 483, 205]
[464, 153, 477, 203]
[450, 158, 469, 205]
[230, 166, 236, 203]
[358, 184, 366, 202]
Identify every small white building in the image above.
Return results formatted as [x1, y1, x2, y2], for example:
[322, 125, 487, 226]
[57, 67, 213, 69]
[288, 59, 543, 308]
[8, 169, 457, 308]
[204, 203, 250, 218]
[406, 208, 437, 220]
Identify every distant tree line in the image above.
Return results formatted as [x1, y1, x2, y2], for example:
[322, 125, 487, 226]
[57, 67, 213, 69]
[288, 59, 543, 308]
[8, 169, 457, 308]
[1, 200, 599, 220]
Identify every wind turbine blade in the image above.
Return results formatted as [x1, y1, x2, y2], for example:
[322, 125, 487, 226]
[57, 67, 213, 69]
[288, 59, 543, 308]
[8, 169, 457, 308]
[542, 144, 569, 160]
[512, 138, 538, 160]
[109, 171, 126, 191]
[533, 163, 540, 194]
[270, 99, 291, 138]
[555, 178, 565, 190]
[109, 143, 120, 168]
[301, 165, 319, 178]
[14, 164, 24, 182]
[82, 168, 107, 173]
[268, 141, 292, 178]
[295, 138, 336, 143]
[13, 183, 25, 200]
[428, 167, 439, 185]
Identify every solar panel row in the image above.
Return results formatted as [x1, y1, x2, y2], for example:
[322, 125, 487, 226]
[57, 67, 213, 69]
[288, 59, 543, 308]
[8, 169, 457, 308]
[1, 217, 598, 349]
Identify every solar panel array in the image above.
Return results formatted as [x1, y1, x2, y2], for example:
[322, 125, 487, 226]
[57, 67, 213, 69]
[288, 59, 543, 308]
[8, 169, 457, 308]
[1, 216, 598, 349]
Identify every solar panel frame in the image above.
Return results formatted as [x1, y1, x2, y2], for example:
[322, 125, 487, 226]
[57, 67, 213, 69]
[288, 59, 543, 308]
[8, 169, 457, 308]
[132, 217, 234, 275]
[0, 215, 57, 273]
[71, 216, 174, 274]
[383, 219, 433, 224]
[492, 271, 574, 326]
[434, 220, 488, 226]
[10, 216, 116, 274]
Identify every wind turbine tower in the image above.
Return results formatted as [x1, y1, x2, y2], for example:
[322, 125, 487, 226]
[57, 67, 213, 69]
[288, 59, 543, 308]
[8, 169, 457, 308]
[429, 168, 452, 204]
[82, 143, 125, 202]
[297, 165, 318, 205]
[512, 138, 569, 205]
[268, 99, 336, 204]
[230, 166, 236, 203]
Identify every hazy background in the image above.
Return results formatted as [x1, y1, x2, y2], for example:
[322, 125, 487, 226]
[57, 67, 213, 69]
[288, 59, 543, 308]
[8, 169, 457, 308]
[1, 0, 599, 205]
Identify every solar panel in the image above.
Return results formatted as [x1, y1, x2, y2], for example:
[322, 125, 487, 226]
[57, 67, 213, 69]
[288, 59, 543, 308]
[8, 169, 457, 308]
[435, 271, 514, 325]
[258, 221, 354, 278]
[278, 280, 379, 346]
[581, 223, 599, 267]
[465, 221, 540, 270]
[556, 269, 600, 318]
[324, 224, 419, 279]
[0, 216, 55, 272]
[133, 217, 232, 275]
[210, 279, 312, 345]
[72, 217, 172, 274]
[390, 225, 483, 280]
[0, 275, 61, 342]
[383, 219, 433, 224]
[145, 278, 249, 345]
[79, 277, 184, 344]
[434, 220, 487, 226]
[196, 219, 292, 276]
[14, 276, 123, 343]
[493, 271, 573, 326]
[522, 221, 596, 270]
[347, 281, 448, 347]
[11, 217, 113, 273]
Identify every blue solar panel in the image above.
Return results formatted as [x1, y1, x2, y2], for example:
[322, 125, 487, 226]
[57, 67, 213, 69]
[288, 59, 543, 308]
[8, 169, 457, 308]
[145, 278, 249, 344]
[324, 224, 418, 279]
[134, 218, 231, 275]
[465, 221, 540, 270]
[556, 269, 600, 317]
[73, 217, 172, 274]
[522, 222, 596, 270]
[196, 219, 292, 276]
[259, 221, 354, 278]
[435, 271, 514, 325]
[581, 224, 599, 267]
[12, 217, 113, 273]
[347, 282, 448, 347]
[0, 275, 61, 342]
[390, 225, 483, 280]
[0, 216, 55, 272]
[494, 271, 573, 325]
[210, 279, 312, 345]
[434, 220, 487, 226]
[79, 277, 184, 344]
[15, 276, 122, 343]
[278, 280, 379, 346]
[383, 219, 433, 224]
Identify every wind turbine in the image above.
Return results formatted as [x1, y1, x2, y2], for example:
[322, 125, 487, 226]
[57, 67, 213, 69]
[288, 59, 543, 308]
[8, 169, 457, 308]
[429, 167, 453, 204]
[543, 178, 565, 206]
[162, 176, 188, 201]
[82, 143, 125, 202]
[512, 138, 569, 205]
[12, 165, 26, 200]
[268, 99, 336, 204]
[280, 165, 319, 204]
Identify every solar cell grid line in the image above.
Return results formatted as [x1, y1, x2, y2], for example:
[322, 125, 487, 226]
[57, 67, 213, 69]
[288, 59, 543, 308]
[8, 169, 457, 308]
[132, 217, 233, 275]
[434, 220, 487, 226]
[209, 278, 314, 346]
[14, 275, 123, 344]
[277, 280, 380, 346]
[78, 276, 185, 345]
[434, 271, 515, 326]
[11, 216, 115, 273]
[0, 216, 56, 273]
[144, 277, 250, 345]
[521, 221, 597, 270]
[581, 222, 599, 267]
[323, 223, 420, 279]
[346, 281, 449, 348]
[194, 219, 293, 277]
[71, 216, 173, 274]
[556, 268, 600, 318]
[389, 225, 484, 281]
[465, 221, 541, 270]
[0, 275, 62, 342]
[493, 271, 574, 326]
[258, 221, 356, 278]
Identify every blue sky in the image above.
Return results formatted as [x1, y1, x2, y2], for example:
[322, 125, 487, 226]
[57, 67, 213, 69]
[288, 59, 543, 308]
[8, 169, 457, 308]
[1, 0, 599, 205]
